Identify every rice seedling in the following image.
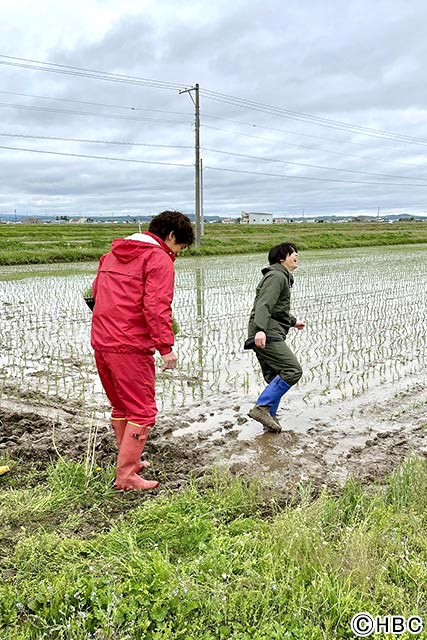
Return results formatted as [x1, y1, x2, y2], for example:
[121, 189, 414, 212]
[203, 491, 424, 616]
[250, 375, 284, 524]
[0, 244, 425, 423]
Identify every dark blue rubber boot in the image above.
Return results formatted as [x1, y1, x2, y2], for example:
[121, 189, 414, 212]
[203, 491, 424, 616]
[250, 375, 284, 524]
[257, 375, 291, 416]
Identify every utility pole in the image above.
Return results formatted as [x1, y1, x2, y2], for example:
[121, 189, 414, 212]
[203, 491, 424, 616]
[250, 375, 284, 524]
[179, 83, 201, 247]
[377, 206, 380, 220]
[14, 208, 16, 223]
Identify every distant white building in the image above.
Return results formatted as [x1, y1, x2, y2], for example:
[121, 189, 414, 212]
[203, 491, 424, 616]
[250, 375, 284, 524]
[70, 217, 88, 224]
[240, 211, 273, 224]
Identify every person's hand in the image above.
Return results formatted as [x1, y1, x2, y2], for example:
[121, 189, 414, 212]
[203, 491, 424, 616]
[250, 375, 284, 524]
[254, 331, 266, 348]
[294, 321, 305, 330]
[161, 350, 177, 371]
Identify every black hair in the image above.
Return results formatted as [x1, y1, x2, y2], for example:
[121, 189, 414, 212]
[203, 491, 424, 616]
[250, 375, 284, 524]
[268, 242, 298, 265]
[148, 211, 194, 246]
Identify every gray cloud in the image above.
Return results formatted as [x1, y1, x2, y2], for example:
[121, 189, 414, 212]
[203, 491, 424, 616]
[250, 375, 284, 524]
[0, 0, 427, 219]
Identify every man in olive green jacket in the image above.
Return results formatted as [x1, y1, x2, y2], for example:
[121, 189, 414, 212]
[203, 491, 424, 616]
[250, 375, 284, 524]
[246, 242, 304, 432]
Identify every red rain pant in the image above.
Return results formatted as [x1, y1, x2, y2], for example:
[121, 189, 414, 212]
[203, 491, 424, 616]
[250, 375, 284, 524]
[94, 351, 157, 427]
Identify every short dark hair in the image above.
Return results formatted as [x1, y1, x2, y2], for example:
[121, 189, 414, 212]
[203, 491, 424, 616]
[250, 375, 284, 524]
[149, 211, 194, 245]
[268, 242, 298, 265]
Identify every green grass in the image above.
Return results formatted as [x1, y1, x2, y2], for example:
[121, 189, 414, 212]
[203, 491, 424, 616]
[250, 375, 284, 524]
[1, 457, 427, 639]
[1, 221, 427, 264]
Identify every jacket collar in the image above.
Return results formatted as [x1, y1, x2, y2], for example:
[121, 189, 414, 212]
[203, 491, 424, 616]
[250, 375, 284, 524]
[125, 231, 175, 261]
[262, 262, 294, 286]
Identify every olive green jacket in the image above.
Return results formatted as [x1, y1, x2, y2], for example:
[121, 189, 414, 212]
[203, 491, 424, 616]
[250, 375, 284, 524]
[247, 263, 296, 339]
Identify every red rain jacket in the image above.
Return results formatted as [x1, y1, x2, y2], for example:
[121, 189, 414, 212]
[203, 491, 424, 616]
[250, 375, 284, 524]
[90, 232, 176, 356]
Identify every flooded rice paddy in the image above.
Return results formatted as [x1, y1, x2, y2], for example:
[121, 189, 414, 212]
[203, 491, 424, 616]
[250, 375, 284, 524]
[1, 244, 426, 495]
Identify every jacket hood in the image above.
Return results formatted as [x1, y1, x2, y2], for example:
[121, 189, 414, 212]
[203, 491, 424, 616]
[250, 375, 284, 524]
[261, 263, 294, 286]
[111, 232, 175, 263]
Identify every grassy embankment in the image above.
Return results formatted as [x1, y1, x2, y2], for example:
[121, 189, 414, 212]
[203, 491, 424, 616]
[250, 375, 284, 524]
[1, 457, 427, 639]
[1, 221, 427, 265]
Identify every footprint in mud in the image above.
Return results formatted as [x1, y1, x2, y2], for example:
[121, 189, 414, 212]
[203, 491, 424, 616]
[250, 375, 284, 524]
[349, 446, 364, 454]
[307, 427, 321, 434]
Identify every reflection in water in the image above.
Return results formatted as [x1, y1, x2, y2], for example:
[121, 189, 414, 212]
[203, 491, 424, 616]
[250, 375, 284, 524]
[195, 265, 204, 399]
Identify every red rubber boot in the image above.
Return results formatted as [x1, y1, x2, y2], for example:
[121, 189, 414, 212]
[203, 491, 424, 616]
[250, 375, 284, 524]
[111, 418, 149, 474]
[111, 417, 127, 445]
[115, 423, 158, 491]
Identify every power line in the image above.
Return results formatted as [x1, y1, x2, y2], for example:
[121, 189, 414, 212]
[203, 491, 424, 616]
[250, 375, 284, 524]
[2, 54, 426, 145]
[2, 88, 425, 174]
[2, 55, 427, 195]
[203, 164, 427, 187]
[0, 88, 405, 148]
[0, 101, 191, 126]
[1, 142, 425, 186]
[0, 54, 185, 91]
[2, 92, 425, 171]
[0, 144, 193, 167]
[0, 132, 191, 150]
[2, 89, 426, 174]
[2, 87, 425, 153]
[0, 90, 193, 118]
[4, 96, 425, 172]
[203, 124, 427, 167]
[200, 88, 427, 145]
[201, 146, 427, 183]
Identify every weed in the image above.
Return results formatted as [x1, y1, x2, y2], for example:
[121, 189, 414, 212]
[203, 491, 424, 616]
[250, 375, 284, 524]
[1, 459, 427, 638]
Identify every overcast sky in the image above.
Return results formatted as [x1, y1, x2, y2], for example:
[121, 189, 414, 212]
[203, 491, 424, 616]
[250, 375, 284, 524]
[1, 0, 427, 218]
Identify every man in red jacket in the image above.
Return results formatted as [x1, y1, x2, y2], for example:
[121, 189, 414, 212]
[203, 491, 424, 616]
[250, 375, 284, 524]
[91, 211, 194, 491]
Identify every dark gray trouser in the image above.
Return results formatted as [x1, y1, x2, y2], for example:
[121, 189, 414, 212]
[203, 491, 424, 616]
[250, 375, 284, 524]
[254, 340, 303, 386]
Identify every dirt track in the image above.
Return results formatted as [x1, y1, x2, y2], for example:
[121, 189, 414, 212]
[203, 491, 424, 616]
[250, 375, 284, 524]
[1, 376, 426, 498]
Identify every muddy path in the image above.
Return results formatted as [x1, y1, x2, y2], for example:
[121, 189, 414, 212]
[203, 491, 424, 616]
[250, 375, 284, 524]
[1, 375, 426, 499]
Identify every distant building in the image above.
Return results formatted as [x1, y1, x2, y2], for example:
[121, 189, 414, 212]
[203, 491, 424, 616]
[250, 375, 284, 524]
[240, 211, 273, 224]
[70, 217, 89, 224]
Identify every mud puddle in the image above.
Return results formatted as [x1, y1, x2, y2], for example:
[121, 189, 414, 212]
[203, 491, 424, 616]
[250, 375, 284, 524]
[1, 376, 426, 498]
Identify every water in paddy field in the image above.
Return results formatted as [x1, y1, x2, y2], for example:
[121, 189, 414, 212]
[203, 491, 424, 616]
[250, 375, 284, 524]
[0, 245, 426, 423]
